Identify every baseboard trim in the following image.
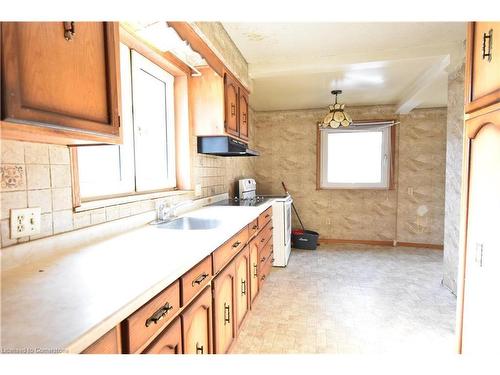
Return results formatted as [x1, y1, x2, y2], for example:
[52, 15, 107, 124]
[396, 241, 443, 250]
[318, 238, 443, 250]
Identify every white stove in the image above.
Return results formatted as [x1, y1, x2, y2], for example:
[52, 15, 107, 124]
[213, 178, 293, 267]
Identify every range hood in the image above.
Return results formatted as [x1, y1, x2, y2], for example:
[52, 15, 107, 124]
[197, 136, 260, 157]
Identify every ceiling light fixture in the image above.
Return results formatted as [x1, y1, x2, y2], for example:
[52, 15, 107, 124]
[318, 90, 353, 128]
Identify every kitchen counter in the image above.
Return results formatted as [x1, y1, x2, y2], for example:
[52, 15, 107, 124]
[0, 202, 274, 354]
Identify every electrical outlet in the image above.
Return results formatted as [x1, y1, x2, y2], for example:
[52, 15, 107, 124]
[195, 184, 202, 197]
[10, 207, 41, 239]
[407, 187, 414, 196]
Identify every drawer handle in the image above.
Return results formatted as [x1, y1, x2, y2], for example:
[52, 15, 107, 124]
[232, 240, 241, 249]
[145, 302, 173, 327]
[63, 22, 76, 41]
[196, 342, 204, 354]
[260, 256, 266, 263]
[252, 224, 258, 230]
[261, 275, 266, 281]
[241, 279, 246, 296]
[253, 263, 258, 278]
[224, 303, 231, 325]
[265, 214, 270, 218]
[260, 238, 265, 243]
[192, 272, 209, 287]
[482, 28, 493, 62]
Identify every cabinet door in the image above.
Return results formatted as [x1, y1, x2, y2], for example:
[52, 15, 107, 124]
[461, 111, 500, 354]
[249, 239, 259, 306]
[1, 22, 121, 141]
[181, 286, 212, 354]
[466, 22, 500, 113]
[213, 263, 235, 354]
[224, 73, 239, 137]
[143, 317, 182, 354]
[82, 326, 121, 354]
[234, 247, 250, 330]
[239, 89, 249, 140]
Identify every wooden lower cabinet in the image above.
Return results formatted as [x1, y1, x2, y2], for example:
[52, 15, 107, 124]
[213, 261, 236, 354]
[181, 286, 213, 354]
[82, 326, 121, 354]
[234, 247, 250, 330]
[249, 239, 259, 306]
[143, 317, 182, 354]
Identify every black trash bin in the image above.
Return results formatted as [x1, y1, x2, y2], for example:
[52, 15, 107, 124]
[291, 229, 319, 250]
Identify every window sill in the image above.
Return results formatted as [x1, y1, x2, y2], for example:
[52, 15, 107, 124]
[75, 190, 194, 213]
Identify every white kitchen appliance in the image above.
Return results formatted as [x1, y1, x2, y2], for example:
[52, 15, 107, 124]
[238, 178, 293, 267]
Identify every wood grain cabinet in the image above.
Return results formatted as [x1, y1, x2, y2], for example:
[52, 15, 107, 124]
[81, 326, 121, 354]
[189, 65, 250, 142]
[143, 317, 182, 354]
[181, 286, 213, 354]
[213, 260, 236, 354]
[234, 247, 250, 330]
[249, 239, 260, 306]
[465, 22, 500, 113]
[0, 22, 121, 145]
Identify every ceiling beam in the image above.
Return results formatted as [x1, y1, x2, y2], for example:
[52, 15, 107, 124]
[395, 55, 450, 114]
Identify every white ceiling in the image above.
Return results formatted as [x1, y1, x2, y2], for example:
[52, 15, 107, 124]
[222, 22, 466, 112]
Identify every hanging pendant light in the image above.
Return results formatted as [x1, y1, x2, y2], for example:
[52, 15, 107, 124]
[318, 90, 352, 128]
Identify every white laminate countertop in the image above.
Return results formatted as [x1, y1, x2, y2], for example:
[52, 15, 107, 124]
[1, 202, 273, 354]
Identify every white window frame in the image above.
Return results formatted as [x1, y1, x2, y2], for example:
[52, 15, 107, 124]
[77, 44, 176, 201]
[319, 126, 391, 189]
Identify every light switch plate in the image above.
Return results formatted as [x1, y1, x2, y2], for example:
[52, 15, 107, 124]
[10, 207, 41, 239]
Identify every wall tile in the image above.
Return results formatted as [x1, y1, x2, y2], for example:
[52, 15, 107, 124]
[1, 219, 17, 247]
[1, 140, 25, 164]
[90, 209, 106, 225]
[50, 164, 71, 188]
[105, 206, 120, 221]
[1, 164, 26, 191]
[1, 191, 28, 220]
[26, 164, 50, 190]
[52, 210, 73, 234]
[48, 145, 70, 165]
[24, 143, 49, 164]
[30, 213, 53, 240]
[27, 189, 52, 214]
[73, 212, 91, 229]
[52, 187, 72, 211]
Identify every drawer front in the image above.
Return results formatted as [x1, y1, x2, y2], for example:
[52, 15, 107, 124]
[255, 221, 272, 249]
[213, 227, 249, 274]
[248, 218, 259, 239]
[124, 280, 181, 353]
[258, 251, 274, 289]
[258, 239, 273, 267]
[258, 207, 272, 229]
[82, 326, 121, 354]
[142, 317, 182, 354]
[181, 256, 212, 306]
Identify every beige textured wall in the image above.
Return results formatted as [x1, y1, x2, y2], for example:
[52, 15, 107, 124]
[193, 22, 251, 89]
[443, 62, 465, 294]
[253, 105, 447, 245]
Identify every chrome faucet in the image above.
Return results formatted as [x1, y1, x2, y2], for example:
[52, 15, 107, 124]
[156, 200, 194, 223]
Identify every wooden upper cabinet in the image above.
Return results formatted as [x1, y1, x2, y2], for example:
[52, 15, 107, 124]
[224, 72, 239, 137]
[181, 286, 212, 355]
[465, 22, 500, 114]
[1, 22, 121, 145]
[239, 89, 249, 140]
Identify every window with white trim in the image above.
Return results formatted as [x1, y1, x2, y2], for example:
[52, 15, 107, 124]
[319, 125, 392, 189]
[78, 43, 176, 199]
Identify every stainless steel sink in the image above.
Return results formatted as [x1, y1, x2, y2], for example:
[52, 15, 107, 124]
[155, 217, 221, 230]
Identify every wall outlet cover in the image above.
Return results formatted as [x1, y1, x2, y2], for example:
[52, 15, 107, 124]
[10, 207, 41, 239]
